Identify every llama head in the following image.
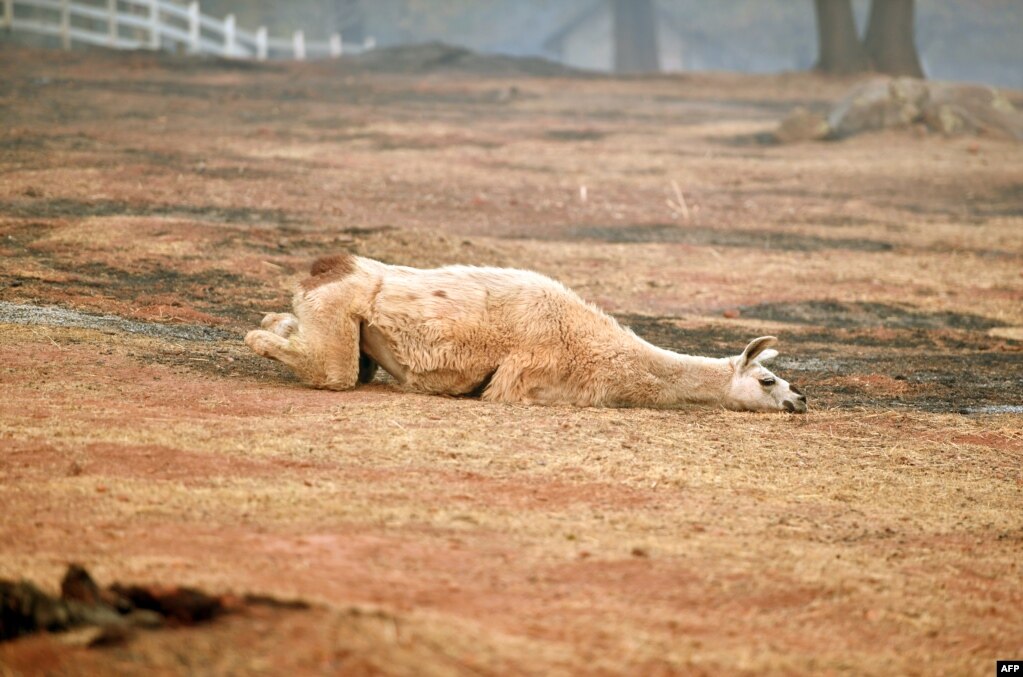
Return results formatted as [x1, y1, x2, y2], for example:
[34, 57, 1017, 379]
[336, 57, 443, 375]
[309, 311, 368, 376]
[725, 336, 807, 414]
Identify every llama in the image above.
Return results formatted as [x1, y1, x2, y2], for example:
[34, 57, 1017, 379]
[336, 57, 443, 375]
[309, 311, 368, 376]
[245, 253, 808, 413]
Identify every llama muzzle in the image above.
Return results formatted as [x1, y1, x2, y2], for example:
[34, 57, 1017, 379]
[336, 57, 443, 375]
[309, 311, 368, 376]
[783, 388, 808, 414]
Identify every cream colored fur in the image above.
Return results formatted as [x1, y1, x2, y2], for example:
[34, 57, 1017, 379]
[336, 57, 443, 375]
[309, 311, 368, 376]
[245, 255, 807, 413]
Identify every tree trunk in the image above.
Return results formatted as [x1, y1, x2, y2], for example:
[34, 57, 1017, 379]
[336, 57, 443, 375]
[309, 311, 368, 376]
[813, 0, 869, 74]
[864, 0, 924, 77]
[612, 0, 660, 74]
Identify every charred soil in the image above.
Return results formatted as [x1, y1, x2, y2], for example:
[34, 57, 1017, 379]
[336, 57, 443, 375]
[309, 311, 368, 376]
[1, 44, 1021, 675]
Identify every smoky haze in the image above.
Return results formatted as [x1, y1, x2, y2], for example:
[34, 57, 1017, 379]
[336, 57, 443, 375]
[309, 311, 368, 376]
[196, 0, 1022, 87]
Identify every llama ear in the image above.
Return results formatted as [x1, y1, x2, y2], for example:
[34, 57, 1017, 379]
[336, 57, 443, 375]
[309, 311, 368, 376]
[740, 336, 778, 369]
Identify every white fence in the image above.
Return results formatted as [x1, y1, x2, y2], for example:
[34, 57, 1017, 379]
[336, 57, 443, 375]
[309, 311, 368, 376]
[0, 0, 375, 60]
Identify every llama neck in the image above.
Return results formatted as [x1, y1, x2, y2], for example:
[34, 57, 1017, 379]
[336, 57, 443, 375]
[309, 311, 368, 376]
[620, 340, 734, 408]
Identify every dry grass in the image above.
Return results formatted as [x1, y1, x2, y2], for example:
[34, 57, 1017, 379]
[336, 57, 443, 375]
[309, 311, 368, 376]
[1, 44, 1022, 675]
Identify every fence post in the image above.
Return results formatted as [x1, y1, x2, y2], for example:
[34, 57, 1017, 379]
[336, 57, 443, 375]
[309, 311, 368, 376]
[148, 0, 159, 50]
[60, 0, 70, 50]
[329, 32, 341, 58]
[256, 26, 267, 61]
[224, 13, 234, 57]
[3, 0, 12, 30]
[187, 1, 199, 53]
[293, 29, 304, 61]
[107, 0, 117, 46]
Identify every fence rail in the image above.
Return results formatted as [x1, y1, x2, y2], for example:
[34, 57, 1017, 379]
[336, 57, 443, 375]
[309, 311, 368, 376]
[0, 0, 373, 60]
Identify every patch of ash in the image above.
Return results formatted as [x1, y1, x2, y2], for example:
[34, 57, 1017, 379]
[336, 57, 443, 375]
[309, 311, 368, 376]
[0, 301, 233, 342]
[525, 223, 895, 253]
[0, 197, 299, 224]
[739, 300, 1001, 331]
[0, 301, 293, 381]
[959, 405, 1023, 415]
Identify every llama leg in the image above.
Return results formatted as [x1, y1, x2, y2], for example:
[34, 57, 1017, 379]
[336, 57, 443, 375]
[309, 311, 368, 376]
[483, 356, 586, 406]
[482, 357, 538, 405]
[249, 255, 373, 390]
[245, 312, 362, 391]
[245, 329, 307, 372]
[292, 289, 364, 389]
[260, 312, 299, 337]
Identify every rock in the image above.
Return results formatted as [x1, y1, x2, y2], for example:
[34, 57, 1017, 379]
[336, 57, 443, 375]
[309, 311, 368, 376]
[827, 77, 927, 139]
[57, 626, 106, 648]
[109, 584, 223, 624]
[61, 564, 102, 606]
[0, 579, 72, 641]
[816, 77, 1023, 141]
[242, 594, 310, 610]
[125, 609, 165, 629]
[921, 82, 1023, 140]
[3, 566, 301, 645]
[774, 107, 830, 143]
[66, 600, 127, 628]
[61, 565, 133, 612]
[3, 567, 138, 644]
[57, 623, 131, 648]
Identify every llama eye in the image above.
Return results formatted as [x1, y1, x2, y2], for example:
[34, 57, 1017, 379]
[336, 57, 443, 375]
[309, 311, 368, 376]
[759, 378, 776, 387]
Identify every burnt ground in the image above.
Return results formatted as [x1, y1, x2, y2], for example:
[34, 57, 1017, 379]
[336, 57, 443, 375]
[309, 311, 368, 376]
[0, 44, 1022, 675]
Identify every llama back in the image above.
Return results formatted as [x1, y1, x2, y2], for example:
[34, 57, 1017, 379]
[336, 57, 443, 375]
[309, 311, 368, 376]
[368, 263, 620, 348]
[296, 254, 640, 397]
[366, 265, 556, 375]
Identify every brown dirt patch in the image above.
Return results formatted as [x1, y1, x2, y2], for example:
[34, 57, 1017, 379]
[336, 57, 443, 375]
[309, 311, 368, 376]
[1, 43, 1022, 675]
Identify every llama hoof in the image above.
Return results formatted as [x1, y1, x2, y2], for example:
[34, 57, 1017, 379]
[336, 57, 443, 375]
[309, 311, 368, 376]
[260, 312, 299, 337]
[245, 329, 280, 357]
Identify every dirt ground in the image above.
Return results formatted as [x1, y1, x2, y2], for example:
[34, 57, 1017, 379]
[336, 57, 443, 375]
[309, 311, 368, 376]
[1, 44, 1021, 675]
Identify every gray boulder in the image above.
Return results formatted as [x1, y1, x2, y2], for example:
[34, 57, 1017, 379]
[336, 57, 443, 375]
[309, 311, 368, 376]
[921, 82, 1023, 139]
[775, 77, 1023, 142]
[827, 77, 929, 138]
